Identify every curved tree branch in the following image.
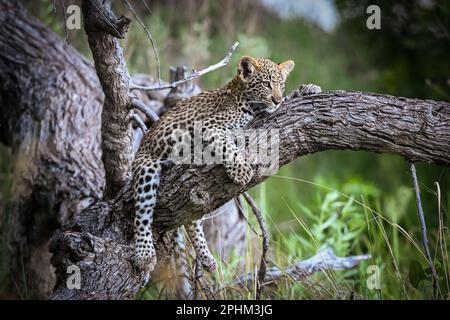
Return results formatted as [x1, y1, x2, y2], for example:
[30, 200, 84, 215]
[149, 89, 450, 233]
[50, 86, 450, 299]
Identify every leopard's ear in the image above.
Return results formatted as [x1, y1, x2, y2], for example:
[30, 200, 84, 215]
[238, 56, 259, 81]
[278, 60, 295, 79]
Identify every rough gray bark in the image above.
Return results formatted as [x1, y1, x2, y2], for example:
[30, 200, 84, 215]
[0, 0, 104, 298]
[0, 0, 246, 299]
[1, 0, 449, 300]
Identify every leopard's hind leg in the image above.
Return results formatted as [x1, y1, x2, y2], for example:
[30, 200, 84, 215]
[132, 159, 161, 273]
[186, 219, 217, 272]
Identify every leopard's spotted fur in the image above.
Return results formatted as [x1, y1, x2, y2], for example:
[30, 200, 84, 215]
[131, 56, 295, 277]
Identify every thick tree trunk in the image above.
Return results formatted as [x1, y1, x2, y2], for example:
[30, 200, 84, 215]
[0, 0, 104, 298]
[146, 89, 450, 232]
[0, 0, 246, 299]
[1, 0, 449, 300]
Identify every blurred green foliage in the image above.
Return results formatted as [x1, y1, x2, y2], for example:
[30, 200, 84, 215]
[3, 0, 449, 299]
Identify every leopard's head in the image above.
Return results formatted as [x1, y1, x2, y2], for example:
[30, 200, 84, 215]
[237, 56, 294, 113]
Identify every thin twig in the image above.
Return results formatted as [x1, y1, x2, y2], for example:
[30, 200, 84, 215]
[123, 0, 161, 85]
[131, 42, 239, 91]
[234, 195, 260, 236]
[59, 0, 68, 42]
[141, 0, 153, 15]
[410, 162, 440, 298]
[131, 112, 148, 132]
[243, 192, 269, 300]
[235, 196, 245, 219]
[131, 98, 160, 123]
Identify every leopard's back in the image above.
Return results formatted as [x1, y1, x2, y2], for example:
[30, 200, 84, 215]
[135, 87, 240, 159]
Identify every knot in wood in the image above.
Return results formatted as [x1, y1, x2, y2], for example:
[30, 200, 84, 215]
[189, 187, 210, 207]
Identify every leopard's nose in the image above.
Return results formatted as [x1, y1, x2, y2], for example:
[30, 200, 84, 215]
[271, 96, 282, 105]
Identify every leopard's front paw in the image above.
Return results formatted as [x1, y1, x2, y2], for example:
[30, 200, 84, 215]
[226, 162, 254, 186]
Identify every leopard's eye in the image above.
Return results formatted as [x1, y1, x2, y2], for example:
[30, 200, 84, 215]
[263, 81, 272, 89]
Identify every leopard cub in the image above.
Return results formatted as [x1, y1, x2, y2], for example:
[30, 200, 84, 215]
[131, 55, 295, 276]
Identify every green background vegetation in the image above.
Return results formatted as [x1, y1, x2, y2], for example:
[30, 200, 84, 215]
[3, 0, 449, 299]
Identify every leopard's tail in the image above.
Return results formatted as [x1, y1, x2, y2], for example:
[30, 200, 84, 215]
[173, 227, 192, 299]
